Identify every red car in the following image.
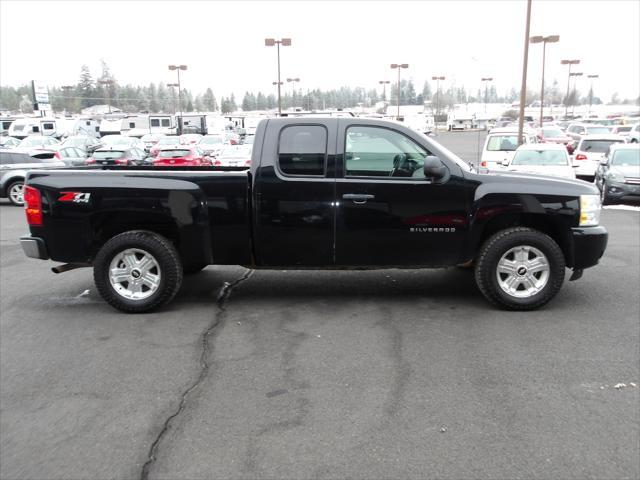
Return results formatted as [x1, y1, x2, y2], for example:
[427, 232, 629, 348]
[538, 127, 575, 154]
[149, 136, 181, 157]
[152, 146, 211, 166]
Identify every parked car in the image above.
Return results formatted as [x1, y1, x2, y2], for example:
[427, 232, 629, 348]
[213, 145, 252, 167]
[149, 136, 181, 157]
[19, 117, 608, 313]
[595, 143, 640, 205]
[152, 146, 211, 166]
[0, 136, 21, 149]
[17, 136, 61, 149]
[572, 134, 627, 181]
[86, 147, 147, 166]
[0, 150, 66, 205]
[627, 123, 639, 143]
[141, 133, 165, 153]
[101, 135, 145, 150]
[503, 143, 576, 180]
[198, 135, 226, 157]
[538, 127, 575, 153]
[61, 135, 102, 154]
[179, 134, 203, 145]
[565, 123, 612, 143]
[609, 125, 633, 136]
[51, 145, 89, 167]
[479, 128, 538, 170]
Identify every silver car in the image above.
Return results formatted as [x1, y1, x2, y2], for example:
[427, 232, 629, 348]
[0, 150, 66, 206]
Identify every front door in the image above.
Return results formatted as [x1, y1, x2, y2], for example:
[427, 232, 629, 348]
[335, 123, 468, 267]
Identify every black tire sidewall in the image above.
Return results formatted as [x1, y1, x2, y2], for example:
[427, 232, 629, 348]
[476, 228, 566, 310]
[94, 231, 182, 313]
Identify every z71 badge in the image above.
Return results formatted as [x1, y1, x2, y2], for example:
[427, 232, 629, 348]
[58, 192, 91, 204]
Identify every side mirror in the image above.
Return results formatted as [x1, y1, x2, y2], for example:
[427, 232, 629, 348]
[599, 158, 608, 166]
[423, 155, 447, 180]
[501, 159, 510, 166]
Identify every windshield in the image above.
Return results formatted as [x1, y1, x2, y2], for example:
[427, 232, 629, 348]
[581, 140, 624, 153]
[158, 149, 191, 158]
[157, 137, 180, 145]
[541, 129, 564, 138]
[93, 150, 125, 159]
[219, 147, 250, 159]
[102, 136, 131, 146]
[487, 135, 518, 152]
[19, 137, 48, 147]
[62, 138, 86, 147]
[512, 149, 568, 166]
[611, 149, 640, 166]
[585, 126, 610, 134]
[200, 136, 223, 145]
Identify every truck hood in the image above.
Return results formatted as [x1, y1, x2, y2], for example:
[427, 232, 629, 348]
[466, 169, 599, 199]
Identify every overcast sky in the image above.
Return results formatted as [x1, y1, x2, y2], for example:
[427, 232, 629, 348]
[1, 0, 639, 102]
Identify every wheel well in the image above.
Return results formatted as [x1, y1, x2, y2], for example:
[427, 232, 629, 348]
[90, 212, 179, 258]
[476, 213, 572, 266]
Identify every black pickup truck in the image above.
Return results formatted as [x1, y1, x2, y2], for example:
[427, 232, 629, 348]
[20, 117, 608, 312]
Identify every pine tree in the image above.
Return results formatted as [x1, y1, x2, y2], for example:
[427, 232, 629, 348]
[77, 64, 94, 108]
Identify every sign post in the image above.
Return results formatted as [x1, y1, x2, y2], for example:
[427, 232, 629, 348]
[31, 80, 51, 116]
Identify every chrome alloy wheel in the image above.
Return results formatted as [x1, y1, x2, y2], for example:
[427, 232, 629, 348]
[9, 183, 24, 205]
[496, 245, 550, 298]
[109, 248, 161, 300]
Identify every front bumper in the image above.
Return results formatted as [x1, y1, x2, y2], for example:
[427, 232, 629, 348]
[604, 181, 640, 200]
[20, 236, 49, 260]
[570, 226, 608, 269]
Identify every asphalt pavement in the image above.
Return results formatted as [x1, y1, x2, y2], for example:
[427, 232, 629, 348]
[1, 131, 639, 479]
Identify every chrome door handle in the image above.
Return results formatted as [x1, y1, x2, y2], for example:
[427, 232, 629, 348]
[342, 193, 374, 204]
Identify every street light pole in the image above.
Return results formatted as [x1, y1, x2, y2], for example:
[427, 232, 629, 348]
[378, 80, 390, 103]
[168, 64, 187, 118]
[167, 83, 179, 115]
[286, 77, 300, 109]
[431, 76, 445, 127]
[98, 79, 114, 114]
[569, 72, 583, 116]
[530, 34, 560, 128]
[390, 63, 409, 118]
[265, 38, 292, 116]
[561, 59, 580, 117]
[481, 77, 493, 113]
[517, 0, 533, 146]
[587, 74, 599, 115]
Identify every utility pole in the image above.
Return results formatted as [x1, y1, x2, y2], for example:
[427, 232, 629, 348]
[517, 0, 532, 146]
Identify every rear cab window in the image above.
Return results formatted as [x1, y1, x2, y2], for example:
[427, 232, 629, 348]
[277, 125, 327, 176]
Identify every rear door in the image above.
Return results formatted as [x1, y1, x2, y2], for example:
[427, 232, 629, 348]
[334, 121, 468, 267]
[254, 120, 337, 266]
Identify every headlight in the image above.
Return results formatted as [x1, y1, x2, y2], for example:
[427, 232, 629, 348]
[580, 194, 601, 226]
[605, 170, 625, 183]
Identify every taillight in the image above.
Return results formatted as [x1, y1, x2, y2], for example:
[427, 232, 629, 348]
[480, 161, 487, 167]
[24, 186, 43, 226]
[214, 159, 222, 166]
[86, 158, 96, 164]
[115, 158, 128, 165]
[54, 151, 62, 160]
[244, 159, 251, 166]
[575, 154, 588, 160]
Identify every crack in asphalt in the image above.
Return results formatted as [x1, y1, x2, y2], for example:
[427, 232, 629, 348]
[140, 269, 254, 480]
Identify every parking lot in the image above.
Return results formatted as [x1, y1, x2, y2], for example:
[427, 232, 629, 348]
[1, 131, 639, 479]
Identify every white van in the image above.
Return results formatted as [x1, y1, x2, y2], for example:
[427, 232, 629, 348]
[480, 128, 538, 170]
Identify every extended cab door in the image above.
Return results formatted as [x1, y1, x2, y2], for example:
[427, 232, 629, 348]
[335, 120, 469, 267]
[253, 119, 337, 266]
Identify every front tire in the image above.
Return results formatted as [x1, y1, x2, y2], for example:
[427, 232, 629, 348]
[475, 228, 565, 310]
[94, 231, 183, 313]
[7, 180, 25, 206]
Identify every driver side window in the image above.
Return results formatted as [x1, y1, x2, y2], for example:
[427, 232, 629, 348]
[345, 126, 428, 178]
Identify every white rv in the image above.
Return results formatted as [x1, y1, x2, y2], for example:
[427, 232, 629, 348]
[447, 112, 477, 131]
[56, 118, 100, 138]
[8, 117, 61, 139]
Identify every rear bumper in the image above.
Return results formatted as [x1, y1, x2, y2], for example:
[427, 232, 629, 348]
[571, 226, 608, 269]
[20, 236, 49, 260]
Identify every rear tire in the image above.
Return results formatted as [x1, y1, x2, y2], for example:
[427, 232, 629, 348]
[7, 180, 25, 206]
[94, 231, 183, 313]
[475, 227, 565, 310]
